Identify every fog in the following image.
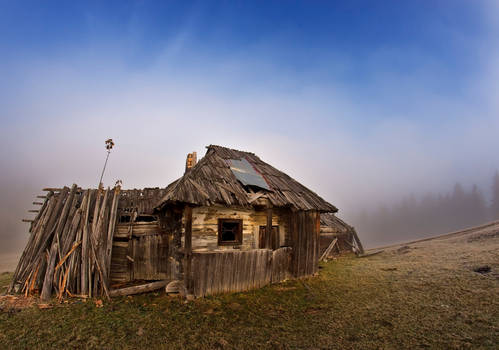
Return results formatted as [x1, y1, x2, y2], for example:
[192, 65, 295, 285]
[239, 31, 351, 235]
[352, 174, 499, 248]
[1, 1, 499, 255]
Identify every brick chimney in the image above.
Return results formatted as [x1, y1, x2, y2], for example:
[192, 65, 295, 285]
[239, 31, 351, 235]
[185, 152, 197, 173]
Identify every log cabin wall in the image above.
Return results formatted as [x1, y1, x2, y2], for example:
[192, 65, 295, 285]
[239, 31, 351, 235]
[185, 207, 320, 297]
[183, 205, 291, 252]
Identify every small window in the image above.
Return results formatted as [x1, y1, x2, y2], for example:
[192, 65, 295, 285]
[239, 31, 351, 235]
[218, 219, 243, 245]
[135, 215, 157, 222]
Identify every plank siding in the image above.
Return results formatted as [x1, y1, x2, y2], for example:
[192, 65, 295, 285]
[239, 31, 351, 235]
[189, 247, 291, 297]
[290, 210, 320, 278]
[110, 220, 172, 283]
[132, 234, 169, 280]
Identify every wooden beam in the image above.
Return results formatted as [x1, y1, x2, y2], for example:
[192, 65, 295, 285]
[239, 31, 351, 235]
[80, 190, 92, 296]
[22, 219, 34, 223]
[43, 187, 83, 192]
[183, 206, 193, 295]
[358, 249, 384, 258]
[40, 242, 59, 301]
[32, 202, 43, 205]
[28, 210, 39, 213]
[319, 238, 338, 261]
[266, 206, 273, 249]
[109, 280, 170, 297]
[352, 228, 365, 255]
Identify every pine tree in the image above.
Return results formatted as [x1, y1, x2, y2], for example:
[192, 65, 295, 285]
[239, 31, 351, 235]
[469, 184, 487, 225]
[451, 183, 466, 229]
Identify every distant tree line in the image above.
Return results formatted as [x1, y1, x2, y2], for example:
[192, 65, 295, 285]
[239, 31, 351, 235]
[353, 171, 499, 247]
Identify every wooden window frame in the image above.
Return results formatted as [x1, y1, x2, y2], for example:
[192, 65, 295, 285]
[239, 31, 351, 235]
[218, 219, 243, 246]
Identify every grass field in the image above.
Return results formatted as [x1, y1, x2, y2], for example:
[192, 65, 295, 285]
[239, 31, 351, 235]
[1, 224, 498, 349]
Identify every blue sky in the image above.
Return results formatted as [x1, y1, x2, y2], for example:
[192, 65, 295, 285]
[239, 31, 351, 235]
[1, 1, 499, 251]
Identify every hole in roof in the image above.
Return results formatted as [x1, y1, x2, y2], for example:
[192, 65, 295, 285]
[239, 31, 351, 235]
[228, 158, 270, 191]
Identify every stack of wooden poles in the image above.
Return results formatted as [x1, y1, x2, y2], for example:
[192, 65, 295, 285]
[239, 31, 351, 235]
[8, 184, 121, 301]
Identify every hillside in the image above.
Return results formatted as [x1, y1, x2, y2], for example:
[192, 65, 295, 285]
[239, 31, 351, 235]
[1, 222, 498, 349]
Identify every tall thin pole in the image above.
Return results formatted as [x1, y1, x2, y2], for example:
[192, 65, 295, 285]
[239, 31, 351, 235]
[98, 150, 110, 188]
[98, 139, 115, 189]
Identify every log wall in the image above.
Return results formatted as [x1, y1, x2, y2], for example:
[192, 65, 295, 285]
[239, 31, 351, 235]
[189, 247, 292, 297]
[185, 205, 290, 252]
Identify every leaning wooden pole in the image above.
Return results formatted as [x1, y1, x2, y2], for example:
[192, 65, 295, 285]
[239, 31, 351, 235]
[351, 228, 364, 255]
[40, 242, 59, 301]
[105, 186, 120, 287]
[81, 190, 92, 296]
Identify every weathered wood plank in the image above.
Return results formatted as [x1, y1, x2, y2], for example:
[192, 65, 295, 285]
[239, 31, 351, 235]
[183, 206, 193, 295]
[266, 207, 273, 249]
[109, 280, 169, 297]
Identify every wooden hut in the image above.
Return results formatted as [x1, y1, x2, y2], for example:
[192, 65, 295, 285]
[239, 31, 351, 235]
[10, 145, 339, 300]
[319, 213, 364, 260]
[155, 145, 337, 297]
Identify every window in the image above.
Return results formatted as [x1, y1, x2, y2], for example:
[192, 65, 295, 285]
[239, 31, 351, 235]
[218, 219, 243, 245]
[135, 215, 157, 222]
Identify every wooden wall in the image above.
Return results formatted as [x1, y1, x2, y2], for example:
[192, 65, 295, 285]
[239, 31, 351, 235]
[110, 205, 322, 294]
[189, 247, 292, 297]
[110, 220, 171, 284]
[185, 205, 290, 252]
[320, 232, 353, 256]
[290, 210, 320, 278]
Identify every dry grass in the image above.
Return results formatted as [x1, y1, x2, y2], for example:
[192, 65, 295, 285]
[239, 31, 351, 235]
[1, 224, 498, 349]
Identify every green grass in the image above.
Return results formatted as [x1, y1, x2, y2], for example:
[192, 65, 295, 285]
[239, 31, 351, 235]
[0, 272, 11, 294]
[1, 247, 498, 349]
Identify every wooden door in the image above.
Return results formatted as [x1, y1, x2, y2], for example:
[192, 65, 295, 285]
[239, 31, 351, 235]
[110, 221, 171, 283]
[132, 233, 170, 280]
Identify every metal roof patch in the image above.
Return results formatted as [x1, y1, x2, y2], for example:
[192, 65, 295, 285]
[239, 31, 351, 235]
[228, 158, 270, 191]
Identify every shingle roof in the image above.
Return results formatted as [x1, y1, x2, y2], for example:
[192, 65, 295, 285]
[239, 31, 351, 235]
[156, 145, 337, 212]
[320, 213, 352, 232]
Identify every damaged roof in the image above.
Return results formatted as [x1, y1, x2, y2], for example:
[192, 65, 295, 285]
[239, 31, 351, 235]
[320, 213, 353, 232]
[156, 145, 337, 212]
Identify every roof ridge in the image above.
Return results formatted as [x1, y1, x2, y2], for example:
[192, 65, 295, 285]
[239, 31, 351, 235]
[206, 144, 256, 156]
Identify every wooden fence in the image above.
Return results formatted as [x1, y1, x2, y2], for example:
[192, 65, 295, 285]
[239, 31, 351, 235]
[189, 247, 292, 297]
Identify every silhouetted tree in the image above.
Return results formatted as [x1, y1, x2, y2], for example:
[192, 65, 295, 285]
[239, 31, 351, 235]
[468, 185, 487, 225]
[491, 171, 499, 220]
